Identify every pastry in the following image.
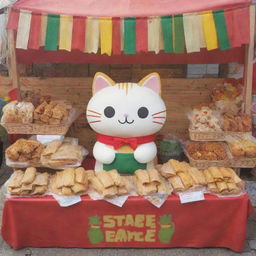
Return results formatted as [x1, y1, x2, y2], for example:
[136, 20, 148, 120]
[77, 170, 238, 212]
[21, 167, 36, 184]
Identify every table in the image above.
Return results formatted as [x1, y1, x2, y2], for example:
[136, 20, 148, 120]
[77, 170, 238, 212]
[1, 194, 253, 251]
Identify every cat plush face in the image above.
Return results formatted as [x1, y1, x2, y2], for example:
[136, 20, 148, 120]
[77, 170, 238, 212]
[86, 72, 166, 138]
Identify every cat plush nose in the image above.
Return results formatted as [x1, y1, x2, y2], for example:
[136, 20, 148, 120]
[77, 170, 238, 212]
[124, 114, 128, 118]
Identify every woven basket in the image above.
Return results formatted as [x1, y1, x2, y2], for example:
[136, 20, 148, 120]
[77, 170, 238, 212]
[1, 108, 80, 135]
[189, 129, 252, 142]
[184, 142, 232, 169]
[230, 158, 256, 168]
[189, 129, 225, 141]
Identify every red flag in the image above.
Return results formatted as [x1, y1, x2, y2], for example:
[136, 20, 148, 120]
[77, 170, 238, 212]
[72, 16, 86, 51]
[136, 17, 147, 53]
[112, 17, 121, 55]
[224, 9, 234, 47]
[28, 13, 41, 49]
[6, 8, 20, 30]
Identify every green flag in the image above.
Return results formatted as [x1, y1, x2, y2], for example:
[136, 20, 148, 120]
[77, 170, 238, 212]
[124, 17, 136, 54]
[161, 16, 173, 53]
[45, 14, 60, 51]
[173, 14, 185, 53]
[213, 10, 230, 50]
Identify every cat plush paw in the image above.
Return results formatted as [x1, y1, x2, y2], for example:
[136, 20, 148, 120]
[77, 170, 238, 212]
[93, 142, 115, 164]
[134, 142, 157, 164]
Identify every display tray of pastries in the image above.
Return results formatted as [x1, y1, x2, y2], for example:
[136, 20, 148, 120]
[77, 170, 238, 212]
[40, 138, 87, 169]
[50, 167, 89, 196]
[225, 135, 256, 168]
[157, 159, 244, 195]
[1, 99, 79, 135]
[7, 167, 50, 196]
[6, 139, 45, 168]
[184, 141, 231, 169]
[89, 169, 133, 198]
[134, 169, 170, 196]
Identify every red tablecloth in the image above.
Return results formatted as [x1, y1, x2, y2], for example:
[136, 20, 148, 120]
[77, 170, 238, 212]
[1, 194, 253, 251]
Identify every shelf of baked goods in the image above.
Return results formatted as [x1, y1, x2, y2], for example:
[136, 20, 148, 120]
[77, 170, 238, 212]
[5, 137, 88, 169]
[0, 98, 81, 135]
[189, 82, 252, 141]
[185, 138, 256, 169]
[6, 160, 244, 207]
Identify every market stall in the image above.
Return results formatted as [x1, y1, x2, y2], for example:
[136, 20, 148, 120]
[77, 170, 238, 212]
[1, 0, 255, 252]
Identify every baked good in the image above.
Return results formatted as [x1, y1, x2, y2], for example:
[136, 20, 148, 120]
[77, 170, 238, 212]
[6, 139, 44, 163]
[1, 101, 34, 124]
[50, 167, 89, 196]
[185, 141, 228, 160]
[8, 168, 49, 196]
[222, 113, 252, 132]
[34, 100, 69, 125]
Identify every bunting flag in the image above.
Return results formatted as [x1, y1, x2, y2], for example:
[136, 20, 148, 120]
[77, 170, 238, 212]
[173, 14, 185, 53]
[112, 17, 121, 55]
[124, 17, 136, 54]
[45, 14, 60, 51]
[16, 10, 31, 49]
[100, 17, 112, 56]
[72, 16, 85, 51]
[59, 15, 73, 52]
[213, 10, 230, 50]
[85, 17, 99, 54]
[40, 14, 47, 46]
[148, 17, 161, 54]
[9, 6, 250, 55]
[28, 13, 41, 49]
[202, 11, 218, 50]
[161, 16, 173, 53]
[136, 17, 147, 53]
[183, 13, 200, 53]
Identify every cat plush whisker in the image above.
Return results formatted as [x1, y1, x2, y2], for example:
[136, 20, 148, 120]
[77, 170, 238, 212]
[152, 110, 166, 116]
[153, 121, 164, 125]
[87, 110, 101, 115]
[86, 115, 101, 118]
[153, 116, 166, 119]
[89, 120, 102, 124]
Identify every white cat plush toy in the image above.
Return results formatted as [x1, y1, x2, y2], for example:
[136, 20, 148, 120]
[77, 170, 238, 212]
[86, 72, 166, 174]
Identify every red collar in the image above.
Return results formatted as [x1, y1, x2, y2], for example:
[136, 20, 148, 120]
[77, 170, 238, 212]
[96, 133, 156, 150]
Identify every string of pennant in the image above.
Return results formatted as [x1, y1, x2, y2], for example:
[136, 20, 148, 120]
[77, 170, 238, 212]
[7, 6, 250, 55]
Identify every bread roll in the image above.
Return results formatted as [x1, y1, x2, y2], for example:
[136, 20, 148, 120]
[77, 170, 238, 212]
[71, 183, 87, 194]
[8, 170, 24, 188]
[33, 172, 49, 186]
[90, 176, 105, 194]
[108, 169, 123, 186]
[168, 176, 185, 192]
[177, 172, 193, 189]
[203, 169, 214, 183]
[96, 171, 115, 188]
[207, 182, 218, 193]
[75, 167, 87, 184]
[208, 167, 223, 182]
[21, 167, 37, 184]
[160, 162, 176, 177]
[62, 168, 75, 187]
[62, 187, 73, 196]
[216, 181, 228, 193]
[32, 185, 47, 195]
[102, 186, 117, 197]
[135, 169, 150, 184]
[148, 168, 161, 185]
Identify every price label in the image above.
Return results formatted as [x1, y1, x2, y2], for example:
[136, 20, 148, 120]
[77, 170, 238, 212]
[36, 135, 64, 145]
[179, 191, 205, 204]
[52, 194, 81, 207]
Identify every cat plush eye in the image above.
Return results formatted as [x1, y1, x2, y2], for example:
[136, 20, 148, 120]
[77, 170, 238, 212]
[104, 106, 115, 118]
[138, 107, 149, 118]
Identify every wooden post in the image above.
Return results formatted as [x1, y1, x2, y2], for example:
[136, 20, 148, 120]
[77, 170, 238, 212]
[244, 5, 255, 114]
[7, 29, 21, 100]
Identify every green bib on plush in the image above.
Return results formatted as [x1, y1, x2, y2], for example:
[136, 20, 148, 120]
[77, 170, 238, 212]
[103, 153, 146, 175]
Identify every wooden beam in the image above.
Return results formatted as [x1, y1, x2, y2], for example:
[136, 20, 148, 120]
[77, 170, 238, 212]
[7, 29, 21, 100]
[244, 5, 255, 114]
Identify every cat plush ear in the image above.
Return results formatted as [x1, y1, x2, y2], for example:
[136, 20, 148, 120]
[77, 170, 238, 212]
[138, 73, 161, 95]
[92, 72, 115, 95]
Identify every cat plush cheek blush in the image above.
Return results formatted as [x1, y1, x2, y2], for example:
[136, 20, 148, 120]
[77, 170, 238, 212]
[86, 72, 167, 174]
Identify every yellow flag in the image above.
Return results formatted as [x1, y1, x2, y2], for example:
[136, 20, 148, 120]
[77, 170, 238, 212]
[100, 17, 112, 56]
[202, 11, 218, 50]
[59, 15, 73, 51]
[40, 14, 48, 46]
[86, 17, 99, 53]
